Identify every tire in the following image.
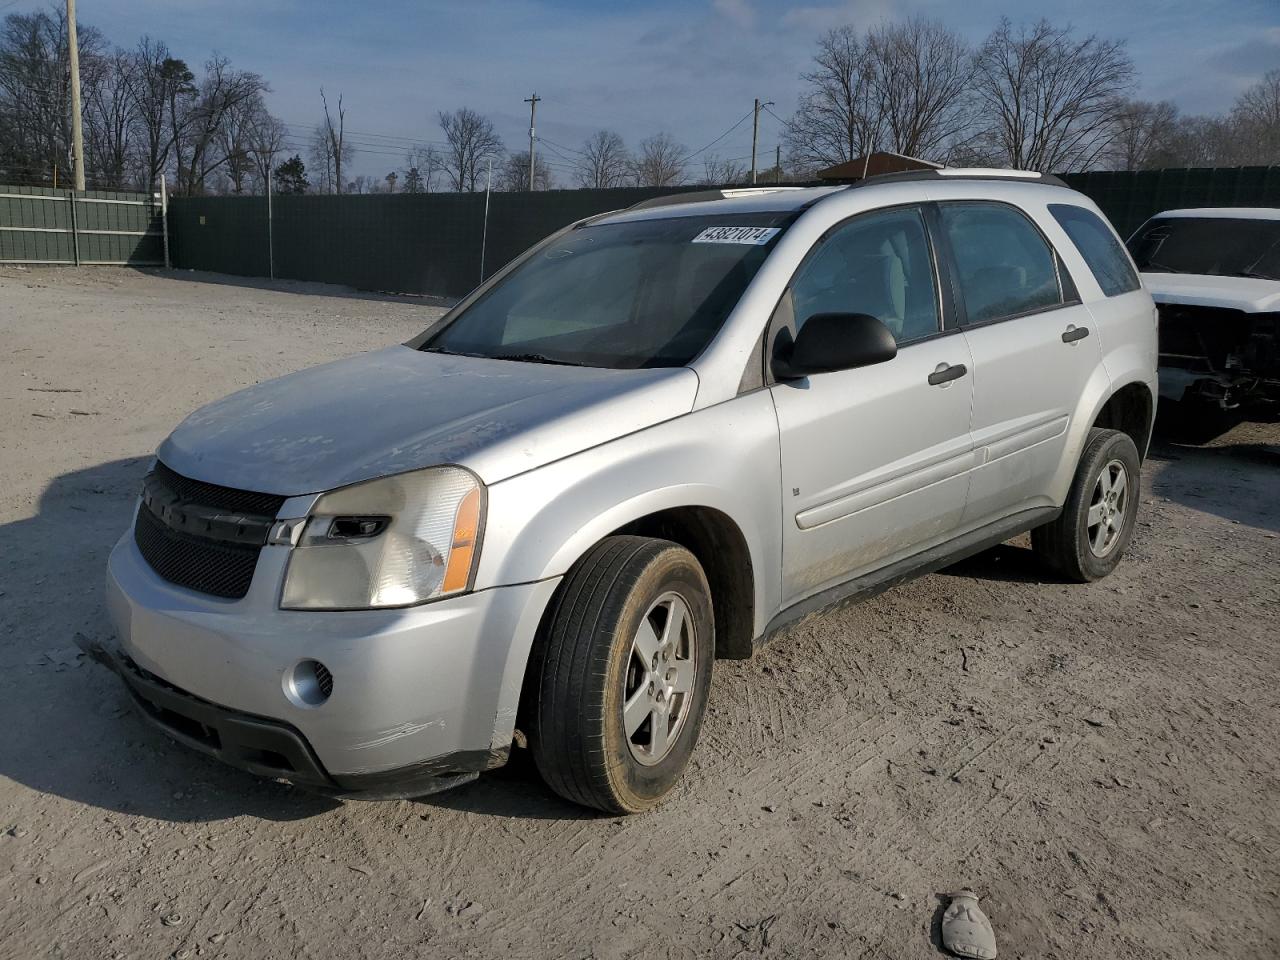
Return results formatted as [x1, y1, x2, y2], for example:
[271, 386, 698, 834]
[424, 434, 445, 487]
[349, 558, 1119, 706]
[1032, 428, 1141, 582]
[527, 536, 715, 814]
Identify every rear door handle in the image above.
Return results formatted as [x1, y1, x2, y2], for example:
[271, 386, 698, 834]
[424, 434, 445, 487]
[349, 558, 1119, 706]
[1062, 325, 1090, 344]
[928, 362, 967, 386]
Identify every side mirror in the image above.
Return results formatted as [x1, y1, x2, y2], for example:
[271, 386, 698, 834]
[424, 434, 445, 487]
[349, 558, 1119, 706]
[772, 312, 897, 380]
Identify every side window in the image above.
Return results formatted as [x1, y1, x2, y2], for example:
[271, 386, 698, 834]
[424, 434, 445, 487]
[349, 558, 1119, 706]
[790, 206, 940, 344]
[939, 202, 1063, 325]
[1048, 203, 1140, 297]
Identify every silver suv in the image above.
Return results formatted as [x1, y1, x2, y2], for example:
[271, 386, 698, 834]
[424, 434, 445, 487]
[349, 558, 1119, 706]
[86, 170, 1158, 813]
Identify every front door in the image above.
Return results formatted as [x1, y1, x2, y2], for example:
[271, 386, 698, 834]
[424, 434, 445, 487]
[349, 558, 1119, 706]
[769, 205, 975, 606]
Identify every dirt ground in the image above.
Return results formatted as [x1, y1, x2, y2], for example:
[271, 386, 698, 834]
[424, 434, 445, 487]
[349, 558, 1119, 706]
[1, 266, 1277, 960]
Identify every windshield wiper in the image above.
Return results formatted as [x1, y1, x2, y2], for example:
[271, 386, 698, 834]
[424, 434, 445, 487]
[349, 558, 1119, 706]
[1142, 260, 1187, 274]
[491, 352, 586, 366]
[422, 345, 586, 366]
[1229, 270, 1278, 281]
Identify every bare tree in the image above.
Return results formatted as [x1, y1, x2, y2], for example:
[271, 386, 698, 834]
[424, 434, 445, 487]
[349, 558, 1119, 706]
[784, 26, 885, 170]
[127, 37, 182, 190]
[497, 150, 554, 191]
[319, 88, 348, 194]
[438, 107, 504, 191]
[0, 9, 105, 184]
[971, 18, 1135, 172]
[163, 56, 197, 191]
[700, 154, 747, 184]
[632, 133, 685, 186]
[216, 91, 267, 193]
[247, 107, 286, 193]
[1232, 69, 1280, 164]
[866, 18, 974, 160]
[575, 129, 631, 188]
[175, 57, 267, 195]
[1111, 100, 1180, 170]
[402, 143, 442, 193]
[82, 47, 136, 188]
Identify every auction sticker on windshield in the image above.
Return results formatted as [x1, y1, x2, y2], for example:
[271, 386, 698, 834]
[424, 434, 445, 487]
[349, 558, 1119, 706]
[691, 226, 781, 245]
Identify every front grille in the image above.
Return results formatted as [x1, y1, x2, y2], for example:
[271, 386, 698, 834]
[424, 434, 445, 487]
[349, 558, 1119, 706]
[133, 463, 287, 600]
[151, 461, 286, 517]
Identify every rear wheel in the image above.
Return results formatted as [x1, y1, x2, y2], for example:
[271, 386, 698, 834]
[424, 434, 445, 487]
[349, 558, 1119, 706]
[1032, 428, 1141, 582]
[528, 536, 714, 814]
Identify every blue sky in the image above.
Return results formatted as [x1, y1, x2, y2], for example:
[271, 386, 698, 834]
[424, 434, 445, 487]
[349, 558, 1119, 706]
[18, 0, 1280, 180]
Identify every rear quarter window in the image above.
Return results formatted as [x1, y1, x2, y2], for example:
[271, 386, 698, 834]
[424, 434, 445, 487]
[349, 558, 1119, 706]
[1049, 204, 1140, 297]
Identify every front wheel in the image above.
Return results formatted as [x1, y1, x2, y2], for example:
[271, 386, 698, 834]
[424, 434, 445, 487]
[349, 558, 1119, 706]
[528, 536, 714, 814]
[1032, 428, 1141, 582]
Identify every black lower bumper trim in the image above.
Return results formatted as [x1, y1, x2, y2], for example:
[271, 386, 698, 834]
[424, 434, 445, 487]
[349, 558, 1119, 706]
[78, 636, 504, 799]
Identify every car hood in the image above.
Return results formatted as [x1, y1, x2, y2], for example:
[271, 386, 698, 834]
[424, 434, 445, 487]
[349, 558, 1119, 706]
[158, 345, 700, 494]
[1142, 273, 1280, 313]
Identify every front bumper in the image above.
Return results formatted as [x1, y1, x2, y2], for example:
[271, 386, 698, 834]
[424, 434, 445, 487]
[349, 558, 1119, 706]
[103, 528, 559, 796]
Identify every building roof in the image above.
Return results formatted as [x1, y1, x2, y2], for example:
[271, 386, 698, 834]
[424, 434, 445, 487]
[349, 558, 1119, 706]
[816, 151, 942, 182]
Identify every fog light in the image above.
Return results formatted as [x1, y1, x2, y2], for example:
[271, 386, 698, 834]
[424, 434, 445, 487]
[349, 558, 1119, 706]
[286, 659, 333, 707]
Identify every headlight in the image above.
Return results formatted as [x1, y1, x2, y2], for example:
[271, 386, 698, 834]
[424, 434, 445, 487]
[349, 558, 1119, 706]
[280, 466, 483, 610]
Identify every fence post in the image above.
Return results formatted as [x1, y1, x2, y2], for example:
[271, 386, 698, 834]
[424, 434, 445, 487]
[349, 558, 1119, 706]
[266, 174, 274, 280]
[68, 189, 80, 266]
[159, 176, 170, 269]
[479, 157, 492, 282]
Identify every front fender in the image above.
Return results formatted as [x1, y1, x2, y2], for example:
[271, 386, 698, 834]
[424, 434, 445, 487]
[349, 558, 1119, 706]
[474, 390, 783, 638]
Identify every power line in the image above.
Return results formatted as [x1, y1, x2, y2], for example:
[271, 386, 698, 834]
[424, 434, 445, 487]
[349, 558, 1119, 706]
[678, 108, 755, 164]
[535, 137, 580, 166]
[762, 105, 789, 128]
[535, 134, 585, 157]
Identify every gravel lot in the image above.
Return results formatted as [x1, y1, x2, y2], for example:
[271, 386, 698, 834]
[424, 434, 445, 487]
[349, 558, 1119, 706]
[1, 266, 1277, 960]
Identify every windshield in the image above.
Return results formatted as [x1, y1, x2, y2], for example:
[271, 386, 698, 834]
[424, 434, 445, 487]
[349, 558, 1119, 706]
[421, 212, 792, 369]
[1127, 216, 1280, 280]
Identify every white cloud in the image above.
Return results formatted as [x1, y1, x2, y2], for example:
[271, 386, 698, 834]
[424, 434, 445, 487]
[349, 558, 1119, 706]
[713, 0, 757, 29]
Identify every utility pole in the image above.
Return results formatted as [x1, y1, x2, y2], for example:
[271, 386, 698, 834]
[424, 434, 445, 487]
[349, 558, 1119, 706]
[524, 92, 541, 191]
[775, 144, 781, 184]
[66, 0, 85, 191]
[750, 98, 773, 186]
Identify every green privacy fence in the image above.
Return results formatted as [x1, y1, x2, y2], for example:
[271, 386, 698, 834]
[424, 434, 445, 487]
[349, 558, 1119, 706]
[167, 184, 711, 299]
[0, 184, 166, 265]
[161, 165, 1280, 298]
[1059, 165, 1280, 238]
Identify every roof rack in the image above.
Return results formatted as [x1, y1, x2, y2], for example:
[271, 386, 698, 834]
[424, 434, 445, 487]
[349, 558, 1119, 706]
[624, 168, 1067, 214]
[628, 186, 805, 211]
[844, 168, 1068, 189]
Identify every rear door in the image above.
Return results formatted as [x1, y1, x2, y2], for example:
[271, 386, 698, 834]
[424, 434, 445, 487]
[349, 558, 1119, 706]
[934, 200, 1105, 526]
[769, 204, 975, 606]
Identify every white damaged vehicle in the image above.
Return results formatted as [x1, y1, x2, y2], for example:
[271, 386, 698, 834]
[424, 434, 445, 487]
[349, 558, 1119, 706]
[1127, 208, 1280, 437]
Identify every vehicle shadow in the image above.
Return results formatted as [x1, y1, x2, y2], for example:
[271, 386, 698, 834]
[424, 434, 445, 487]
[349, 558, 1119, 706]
[939, 541, 1057, 585]
[414, 752, 606, 821]
[134, 267, 456, 309]
[0, 456, 339, 823]
[1146, 432, 1280, 533]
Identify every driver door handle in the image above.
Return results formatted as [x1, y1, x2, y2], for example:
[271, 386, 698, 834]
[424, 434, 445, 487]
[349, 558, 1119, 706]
[1062, 324, 1090, 344]
[928, 362, 967, 386]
